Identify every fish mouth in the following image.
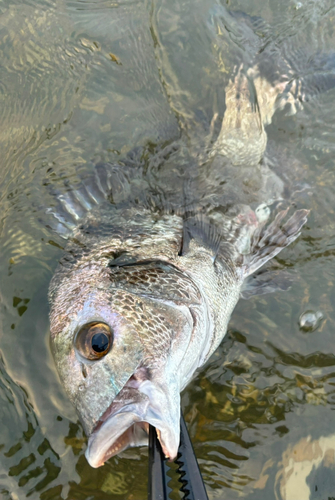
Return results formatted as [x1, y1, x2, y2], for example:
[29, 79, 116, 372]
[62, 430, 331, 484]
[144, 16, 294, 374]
[85, 370, 180, 468]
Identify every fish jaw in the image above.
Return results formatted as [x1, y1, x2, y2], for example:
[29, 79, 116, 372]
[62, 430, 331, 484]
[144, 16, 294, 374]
[85, 373, 181, 468]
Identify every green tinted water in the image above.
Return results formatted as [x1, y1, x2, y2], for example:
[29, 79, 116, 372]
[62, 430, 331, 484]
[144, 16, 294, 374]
[1, 0, 335, 499]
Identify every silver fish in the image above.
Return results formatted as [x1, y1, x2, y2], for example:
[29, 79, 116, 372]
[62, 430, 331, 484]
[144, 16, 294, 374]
[46, 7, 322, 469]
[49, 199, 307, 468]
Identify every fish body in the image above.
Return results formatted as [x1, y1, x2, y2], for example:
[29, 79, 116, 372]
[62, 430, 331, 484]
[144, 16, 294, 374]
[46, 3, 335, 469]
[49, 199, 307, 467]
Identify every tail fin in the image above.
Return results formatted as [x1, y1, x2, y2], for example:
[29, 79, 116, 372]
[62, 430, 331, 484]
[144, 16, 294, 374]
[242, 208, 309, 277]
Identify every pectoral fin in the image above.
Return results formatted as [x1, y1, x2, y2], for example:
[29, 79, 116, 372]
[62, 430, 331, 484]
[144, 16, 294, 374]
[242, 208, 309, 278]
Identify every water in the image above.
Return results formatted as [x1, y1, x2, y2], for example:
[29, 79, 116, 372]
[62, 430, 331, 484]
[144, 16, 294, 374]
[1, 0, 335, 498]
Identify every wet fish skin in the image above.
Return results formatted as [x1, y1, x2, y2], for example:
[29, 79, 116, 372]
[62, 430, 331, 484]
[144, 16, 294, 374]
[49, 199, 307, 467]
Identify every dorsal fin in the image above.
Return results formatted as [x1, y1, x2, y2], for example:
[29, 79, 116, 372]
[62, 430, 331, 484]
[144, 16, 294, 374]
[44, 162, 133, 238]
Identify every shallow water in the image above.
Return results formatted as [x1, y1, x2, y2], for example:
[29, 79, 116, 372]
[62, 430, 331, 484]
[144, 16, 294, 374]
[1, 0, 335, 499]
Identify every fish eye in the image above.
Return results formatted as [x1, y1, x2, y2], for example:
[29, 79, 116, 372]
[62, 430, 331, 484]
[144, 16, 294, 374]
[75, 322, 113, 360]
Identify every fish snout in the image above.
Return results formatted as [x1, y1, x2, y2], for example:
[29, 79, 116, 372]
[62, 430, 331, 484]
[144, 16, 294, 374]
[85, 370, 181, 467]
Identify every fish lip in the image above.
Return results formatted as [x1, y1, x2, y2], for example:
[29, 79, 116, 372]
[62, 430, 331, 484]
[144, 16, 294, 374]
[85, 407, 178, 468]
[85, 412, 145, 468]
[85, 382, 180, 468]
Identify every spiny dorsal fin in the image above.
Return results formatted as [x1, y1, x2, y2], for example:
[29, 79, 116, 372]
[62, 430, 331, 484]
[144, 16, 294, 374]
[45, 163, 132, 238]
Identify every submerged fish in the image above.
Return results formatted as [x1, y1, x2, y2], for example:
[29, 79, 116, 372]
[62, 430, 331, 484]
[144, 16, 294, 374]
[49, 201, 307, 467]
[46, 6, 335, 469]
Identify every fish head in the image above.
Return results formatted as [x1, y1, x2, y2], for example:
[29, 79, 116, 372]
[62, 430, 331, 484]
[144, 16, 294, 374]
[49, 254, 201, 467]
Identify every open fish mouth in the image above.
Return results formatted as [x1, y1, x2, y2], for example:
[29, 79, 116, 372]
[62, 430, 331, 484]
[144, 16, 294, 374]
[85, 371, 181, 468]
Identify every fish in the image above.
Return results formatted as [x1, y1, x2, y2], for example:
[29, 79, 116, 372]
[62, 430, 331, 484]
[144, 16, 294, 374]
[48, 192, 307, 468]
[46, 6, 335, 469]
